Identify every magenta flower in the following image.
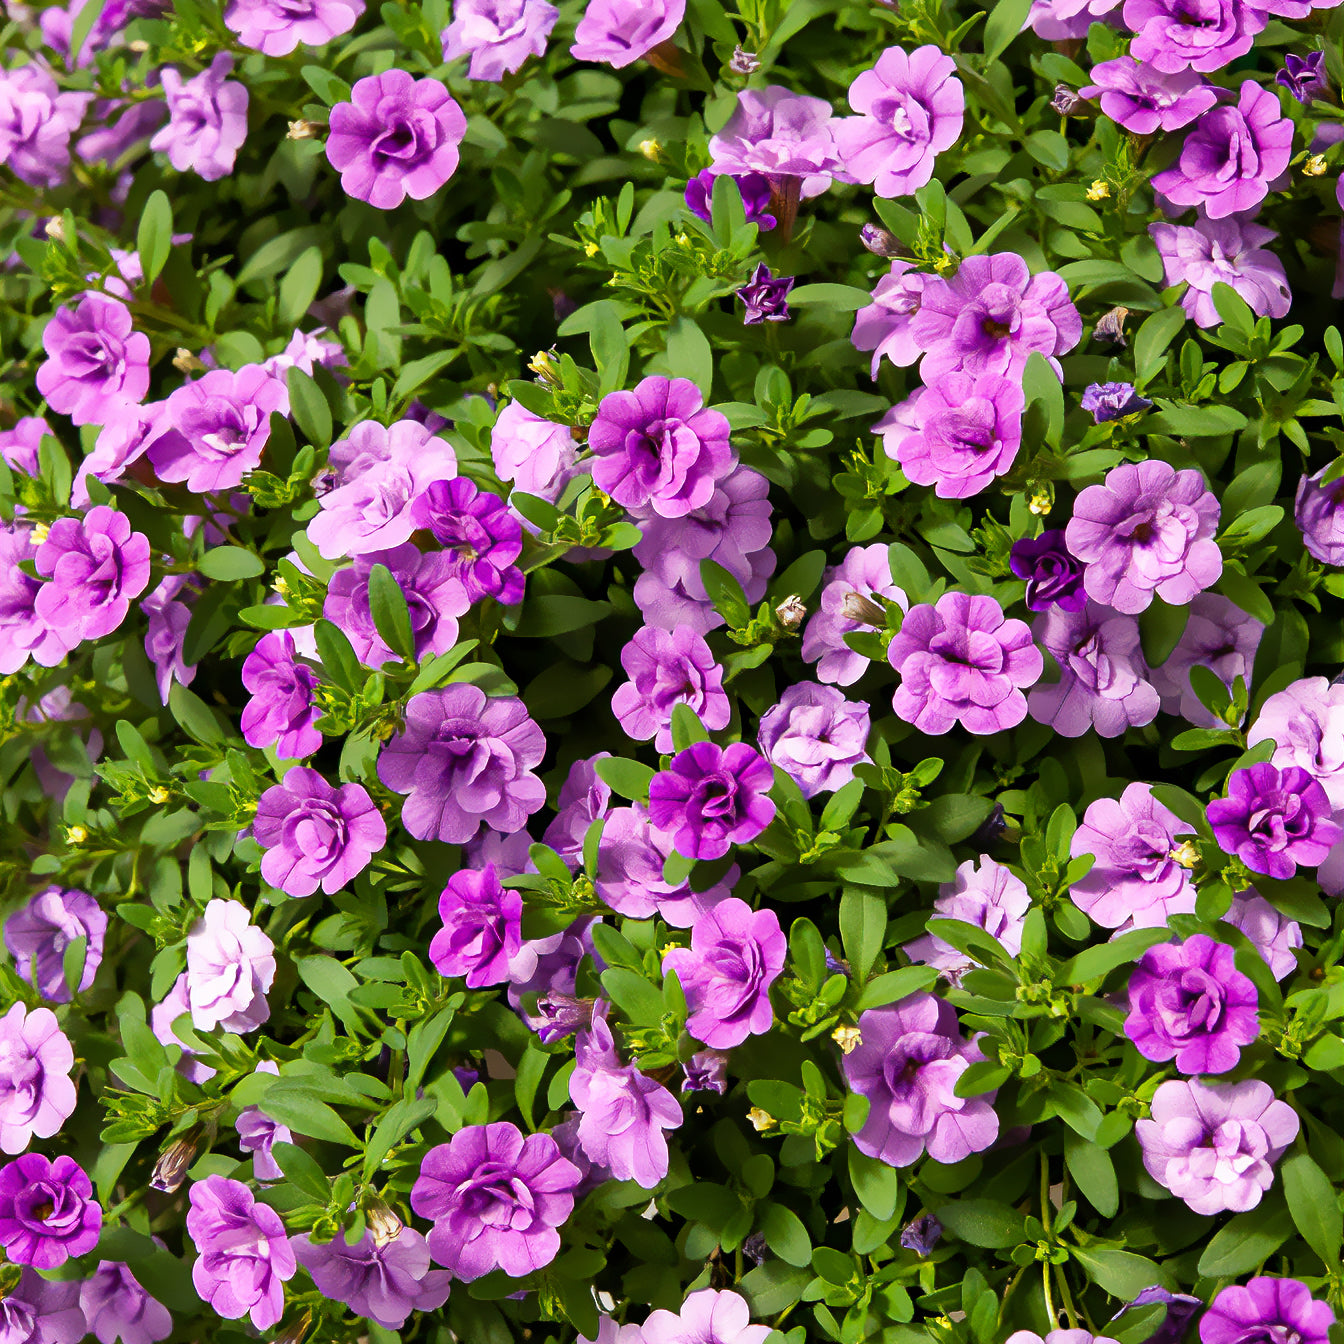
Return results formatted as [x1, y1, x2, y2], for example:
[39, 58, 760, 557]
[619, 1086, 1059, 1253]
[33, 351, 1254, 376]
[241, 630, 323, 760]
[0, 1002, 77, 1154]
[253, 766, 386, 898]
[150, 54, 249, 181]
[410, 477, 525, 605]
[1295, 467, 1344, 567]
[441, 0, 558, 80]
[80, 1261, 173, 1344]
[428, 864, 522, 987]
[611, 625, 730, 752]
[292, 1228, 450, 1330]
[184, 898, 275, 1033]
[490, 401, 583, 502]
[34, 505, 151, 643]
[802, 543, 907, 686]
[1137, 1078, 1297, 1214]
[662, 897, 785, 1048]
[648, 741, 776, 861]
[643, 1290, 771, 1344]
[1277, 51, 1329, 103]
[843, 994, 1000, 1168]
[1150, 216, 1290, 330]
[142, 576, 198, 704]
[1152, 82, 1292, 219]
[224, 0, 364, 55]
[1010, 530, 1086, 613]
[0, 66, 90, 188]
[1123, 0, 1264, 72]
[852, 261, 933, 377]
[411, 1121, 581, 1277]
[1026, 0, 1121, 38]
[888, 592, 1041, 735]
[1207, 763, 1341, 880]
[73, 403, 163, 507]
[708, 86, 843, 199]
[327, 71, 466, 209]
[1080, 59, 1219, 134]
[570, 0, 684, 67]
[757, 682, 870, 798]
[836, 45, 964, 197]
[186, 1175, 296, 1329]
[36, 293, 150, 426]
[904, 857, 1032, 985]
[1152, 593, 1264, 728]
[1081, 382, 1152, 423]
[4, 886, 106, 1003]
[377, 685, 546, 843]
[1200, 1280, 1335, 1344]
[543, 754, 613, 866]
[0, 1153, 100, 1268]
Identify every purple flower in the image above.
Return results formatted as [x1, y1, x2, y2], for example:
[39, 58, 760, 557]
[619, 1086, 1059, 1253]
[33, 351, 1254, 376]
[532, 992, 599, 1044]
[736, 264, 794, 325]
[570, 1009, 683, 1186]
[441, 0, 558, 80]
[73, 403, 162, 508]
[148, 364, 288, 493]
[0, 416, 50, 476]
[662, 897, 785, 1048]
[900, 1214, 943, 1256]
[411, 1121, 581, 1277]
[0, 1267, 86, 1344]
[490, 401, 583, 502]
[802, 543, 908, 685]
[1080, 59, 1218, 134]
[36, 293, 150, 427]
[904, 857, 1031, 985]
[327, 71, 467, 208]
[683, 169, 777, 230]
[4, 886, 106, 1003]
[1007, 1334, 1121, 1344]
[911, 253, 1082, 382]
[410, 477, 525, 605]
[612, 625, 729, 752]
[1200, 1281, 1335, 1344]
[1069, 783, 1195, 930]
[843, 994, 999, 1168]
[0, 1002, 77, 1154]
[1277, 51, 1328, 103]
[708, 86, 843, 199]
[880, 372, 1024, 498]
[1137, 1078, 1297, 1214]
[241, 630, 323, 760]
[253, 767, 387, 898]
[888, 592, 1041, 735]
[150, 54, 248, 181]
[1223, 891, 1302, 980]
[1010, 530, 1086, 613]
[1295, 467, 1344, 567]
[151, 975, 214, 1084]
[589, 376, 734, 519]
[34, 505, 151, 643]
[835, 45, 964, 197]
[0, 66, 89, 188]
[1125, 934, 1259, 1073]
[570, 0, 683, 67]
[142, 576, 198, 705]
[1150, 216, 1290, 331]
[429, 864, 522, 987]
[642, 1290, 771, 1344]
[1207, 763, 1341, 880]
[649, 741, 776, 861]
[237, 1097, 291, 1182]
[542, 755, 612, 865]
[1082, 382, 1153, 423]
[682, 1049, 729, 1094]
[1152, 593, 1264, 727]
[1152, 83, 1292, 219]
[377, 685, 546, 843]
[852, 261, 932, 376]
[185, 898, 275, 1033]
[1123, 0, 1264, 73]
[1248, 677, 1344, 809]
[0, 1153, 100, 1268]
[186, 1175, 296, 1329]
[1026, 0, 1121, 38]
[225, 0, 364, 55]
[757, 682, 870, 798]
[81, 1261, 172, 1344]
[1111, 1288, 1202, 1344]
[1066, 460, 1222, 614]
[293, 1228, 450, 1329]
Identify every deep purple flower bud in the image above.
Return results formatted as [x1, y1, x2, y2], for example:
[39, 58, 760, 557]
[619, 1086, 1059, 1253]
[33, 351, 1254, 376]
[971, 802, 1009, 848]
[684, 168, 777, 230]
[824, 948, 848, 977]
[1081, 381, 1153, 423]
[1277, 51, 1328, 105]
[535, 993, 597, 1044]
[736, 263, 795, 325]
[742, 1231, 768, 1264]
[1111, 1285, 1203, 1344]
[859, 223, 903, 257]
[899, 1213, 942, 1255]
[1092, 305, 1130, 347]
[1052, 84, 1082, 114]
[682, 1049, 729, 1094]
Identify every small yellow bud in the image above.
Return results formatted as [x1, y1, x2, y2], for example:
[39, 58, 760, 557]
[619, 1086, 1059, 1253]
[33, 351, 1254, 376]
[747, 1106, 777, 1133]
[1169, 840, 1200, 869]
[127, 38, 150, 52]
[832, 1025, 863, 1054]
[584, 241, 600, 258]
[66, 825, 88, 845]
[172, 348, 205, 374]
[1027, 488, 1053, 517]
[638, 138, 662, 161]
[148, 786, 171, 805]
[1086, 179, 1111, 201]
[287, 119, 320, 141]
[1304, 154, 1329, 178]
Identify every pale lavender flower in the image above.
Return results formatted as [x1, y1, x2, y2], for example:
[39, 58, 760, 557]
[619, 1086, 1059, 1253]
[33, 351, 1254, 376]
[904, 857, 1031, 984]
[80, 1261, 172, 1344]
[1295, 467, 1344, 567]
[1150, 217, 1291, 330]
[1223, 892, 1302, 980]
[4, 887, 105, 1003]
[184, 899, 275, 1033]
[0, 1002, 77, 1154]
[150, 54, 248, 181]
[441, 0, 558, 80]
[642, 1290, 770, 1344]
[187, 1176, 295, 1328]
[708, 85, 843, 199]
[1151, 593, 1264, 727]
[757, 682, 871, 798]
[802, 543, 907, 686]
[225, 0, 364, 55]
[612, 625, 729, 752]
[852, 261, 932, 377]
[490, 401, 583, 503]
[1080, 59, 1218, 134]
[0, 65, 90, 187]
[570, 0, 683, 67]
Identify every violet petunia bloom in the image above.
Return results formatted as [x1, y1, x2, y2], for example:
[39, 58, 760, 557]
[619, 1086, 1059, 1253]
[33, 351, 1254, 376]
[1152, 593, 1264, 728]
[1029, 600, 1160, 738]
[1010, 530, 1086, 613]
[36, 293, 150, 426]
[377, 685, 546, 843]
[186, 1175, 296, 1329]
[662, 897, 785, 1048]
[708, 86, 844, 199]
[0, 1265, 86, 1344]
[684, 169, 777, 230]
[410, 477, 525, 605]
[1150, 216, 1290, 331]
[490, 401, 584, 503]
[1080, 58, 1218, 134]
[1295, 467, 1344, 567]
[237, 1090, 291, 1182]
[148, 364, 289, 493]
[292, 1228, 450, 1329]
[570, 0, 684, 67]
[150, 54, 249, 181]
[429, 865, 522, 987]
[0, 1002, 77, 1154]
[73, 403, 163, 508]
[904, 857, 1032, 985]
[81, 1260, 173, 1344]
[240, 630, 323, 760]
[1123, 0, 1264, 73]
[682, 1049, 729, 1094]
[542, 754, 613, 867]
[1248, 677, 1344, 809]
[0, 416, 50, 476]
[0, 66, 90, 188]
[1110, 1288, 1202, 1344]
[570, 1010, 683, 1186]
[612, 625, 730, 752]
[151, 975, 215, 1085]
[757, 682, 871, 798]
[843, 994, 1000, 1168]
[327, 71, 467, 209]
[4, 886, 106, 1002]
[441, 0, 558, 80]
[225, 0, 364, 55]
[911, 253, 1082, 383]
[411, 1121, 581, 1277]
[34, 506, 151, 644]
[1137, 1078, 1297, 1214]
[802, 543, 908, 685]
[1151, 82, 1292, 219]
[836, 45, 964, 198]
[253, 767, 386, 898]
[888, 592, 1041, 736]
[1223, 891, 1302, 980]
[1069, 783, 1195, 930]
[736, 264, 794, 325]
[1026, 0, 1121, 39]
[900, 1214, 943, 1256]
[1007, 1334, 1121, 1344]
[1207, 763, 1341, 880]
[1066, 460, 1222, 614]
[142, 576, 198, 705]
[1277, 51, 1328, 104]
[1081, 382, 1152, 423]
[852, 261, 933, 377]
[1200, 1280, 1335, 1344]
[0, 1152, 101, 1268]
[642, 1290, 771, 1344]
[648, 741, 777, 861]
[185, 898, 276, 1033]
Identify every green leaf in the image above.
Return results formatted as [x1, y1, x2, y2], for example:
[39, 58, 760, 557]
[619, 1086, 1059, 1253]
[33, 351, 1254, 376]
[600, 967, 663, 1025]
[936, 1199, 1025, 1248]
[848, 1147, 901, 1220]
[588, 300, 629, 397]
[302, 64, 352, 105]
[759, 1201, 813, 1267]
[594, 757, 656, 802]
[786, 284, 871, 311]
[670, 702, 709, 749]
[1134, 306, 1188, 385]
[1058, 928, 1169, 984]
[367, 563, 415, 662]
[700, 559, 751, 628]
[665, 315, 714, 399]
[1282, 1151, 1343, 1266]
[1071, 1247, 1174, 1297]
[198, 546, 265, 581]
[270, 1140, 331, 1203]
[1065, 1130, 1118, 1217]
[259, 1089, 362, 1148]
[1146, 401, 1249, 439]
[279, 246, 325, 329]
[839, 888, 886, 983]
[511, 595, 613, 637]
[168, 684, 225, 745]
[286, 366, 333, 449]
[363, 1097, 437, 1177]
[136, 190, 173, 288]
[855, 965, 939, 1011]
[1197, 1202, 1292, 1276]
[314, 619, 362, 693]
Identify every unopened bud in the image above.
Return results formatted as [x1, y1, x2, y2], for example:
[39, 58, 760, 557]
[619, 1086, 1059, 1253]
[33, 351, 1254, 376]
[831, 1025, 862, 1054]
[775, 594, 806, 630]
[1169, 840, 1199, 869]
[1051, 85, 1082, 115]
[65, 825, 87, 845]
[43, 217, 65, 243]
[273, 1310, 313, 1344]
[859, 223, 903, 258]
[1093, 305, 1130, 347]
[364, 1196, 404, 1247]
[747, 1106, 777, 1133]
[728, 45, 761, 75]
[150, 1128, 203, 1193]
[1304, 153, 1329, 177]
[172, 348, 205, 374]
[1086, 179, 1111, 201]
[127, 38, 150, 52]
[148, 785, 171, 805]
[583, 241, 600, 258]
[638, 138, 662, 161]
[528, 349, 561, 386]
[286, 119, 320, 140]
[840, 591, 887, 626]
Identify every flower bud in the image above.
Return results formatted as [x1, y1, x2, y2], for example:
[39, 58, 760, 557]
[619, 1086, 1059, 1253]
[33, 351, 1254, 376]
[859, 223, 903, 258]
[150, 1128, 203, 1193]
[43, 217, 66, 243]
[1086, 179, 1111, 201]
[273, 1310, 313, 1344]
[747, 1106, 777, 1133]
[775, 594, 806, 629]
[1092, 306, 1130, 347]
[286, 119, 321, 140]
[728, 45, 761, 75]
[1304, 154, 1329, 177]
[1051, 85, 1082, 115]
[839, 591, 887, 626]
[172, 348, 206, 374]
[364, 1195, 405, 1247]
[638, 138, 663, 161]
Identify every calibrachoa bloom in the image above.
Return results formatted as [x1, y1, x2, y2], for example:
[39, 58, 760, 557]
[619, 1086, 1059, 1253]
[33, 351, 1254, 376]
[852, 260, 932, 375]
[327, 71, 467, 208]
[1200, 1280, 1336, 1344]
[0, 415, 48, 475]
[888, 592, 1041, 735]
[904, 857, 1032, 983]
[441, 0, 558, 80]
[1080, 58, 1218, 134]
[34, 506, 151, 643]
[240, 630, 323, 759]
[150, 54, 249, 181]
[662, 897, 785, 1048]
[642, 1290, 771, 1344]
[612, 624, 730, 751]
[80, 1261, 173, 1344]
[236, 1080, 291, 1182]
[36, 292, 150, 425]
[1111, 1290, 1202, 1344]
[1081, 382, 1152, 423]
[253, 766, 387, 897]
[1277, 51, 1328, 103]
[411, 1121, 581, 1277]
[1207, 763, 1341, 879]
[410, 477, 525, 604]
[736, 264, 793, 324]
[571, 0, 684, 67]
[543, 754, 612, 865]
[1137, 1078, 1298, 1214]
[490, 401, 583, 501]
[0, 1002, 77, 1154]
[0, 1152, 101, 1268]
[0, 65, 90, 187]
[185, 898, 276, 1033]
[4, 885, 106, 1002]
[293, 1228, 451, 1329]
[843, 994, 1000, 1167]
[1010, 530, 1086, 612]
[1225, 891, 1303, 980]
[803, 543, 908, 685]
[1248, 677, 1344, 808]
[648, 741, 777, 860]
[429, 864, 522, 987]
[186, 1175, 296, 1329]
[0, 1266, 85, 1344]
[1153, 593, 1264, 727]
[708, 85, 843, 198]
[1294, 467, 1344, 567]
[225, 0, 364, 55]
[757, 682, 871, 797]
[1151, 216, 1291, 330]
[684, 169, 777, 230]
[0, 532, 80, 666]
[1124, 0, 1264, 73]
[595, 802, 737, 919]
